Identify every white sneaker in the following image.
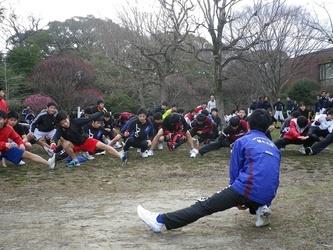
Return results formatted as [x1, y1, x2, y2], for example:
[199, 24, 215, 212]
[114, 142, 122, 149]
[157, 143, 164, 150]
[2, 158, 7, 168]
[147, 149, 154, 156]
[141, 150, 149, 158]
[47, 154, 56, 169]
[95, 151, 106, 156]
[18, 160, 26, 166]
[190, 148, 199, 158]
[82, 152, 95, 160]
[255, 205, 271, 227]
[137, 205, 164, 233]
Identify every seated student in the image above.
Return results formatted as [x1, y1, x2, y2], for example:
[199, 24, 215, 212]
[184, 109, 196, 127]
[103, 112, 122, 149]
[7, 111, 32, 148]
[148, 113, 198, 158]
[29, 102, 58, 155]
[86, 117, 106, 142]
[149, 112, 164, 150]
[5, 111, 32, 166]
[52, 111, 126, 167]
[300, 109, 333, 155]
[280, 111, 301, 137]
[137, 109, 281, 232]
[307, 108, 333, 141]
[122, 109, 154, 159]
[0, 111, 56, 169]
[190, 113, 217, 144]
[199, 116, 248, 156]
[154, 101, 168, 115]
[274, 116, 316, 149]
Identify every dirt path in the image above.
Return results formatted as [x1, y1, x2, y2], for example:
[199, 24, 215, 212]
[0, 147, 332, 249]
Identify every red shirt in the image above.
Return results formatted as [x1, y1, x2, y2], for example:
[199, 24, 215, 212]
[194, 105, 204, 114]
[0, 125, 24, 152]
[0, 98, 9, 114]
[284, 118, 310, 140]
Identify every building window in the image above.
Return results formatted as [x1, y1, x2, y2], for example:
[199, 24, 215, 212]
[319, 63, 333, 81]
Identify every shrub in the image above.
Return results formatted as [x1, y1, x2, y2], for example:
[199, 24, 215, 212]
[104, 93, 138, 113]
[23, 94, 56, 113]
[288, 79, 320, 106]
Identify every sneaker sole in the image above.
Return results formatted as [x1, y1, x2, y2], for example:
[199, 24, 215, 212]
[137, 205, 162, 233]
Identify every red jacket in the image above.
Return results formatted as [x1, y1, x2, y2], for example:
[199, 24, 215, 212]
[191, 117, 217, 134]
[0, 125, 24, 152]
[0, 99, 9, 114]
[194, 105, 205, 114]
[283, 118, 310, 140]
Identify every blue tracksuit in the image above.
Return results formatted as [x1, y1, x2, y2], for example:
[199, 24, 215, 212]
[229, 130, 281, 205]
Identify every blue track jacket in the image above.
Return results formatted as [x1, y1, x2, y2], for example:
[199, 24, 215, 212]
[229, 130, 281, 205]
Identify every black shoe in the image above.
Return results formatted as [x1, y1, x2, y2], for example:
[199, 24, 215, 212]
[305, 147, 313, 155]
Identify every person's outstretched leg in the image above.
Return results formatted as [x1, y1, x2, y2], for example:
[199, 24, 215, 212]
[306, 132, 333, 155]
[137, 187, 246, 232]
[199, 135, 229, 155]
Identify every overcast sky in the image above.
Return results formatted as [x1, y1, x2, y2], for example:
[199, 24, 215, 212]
[1, 0, 333, 50]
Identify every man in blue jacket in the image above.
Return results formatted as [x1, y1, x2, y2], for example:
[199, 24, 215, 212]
[137, 109, 281, 232]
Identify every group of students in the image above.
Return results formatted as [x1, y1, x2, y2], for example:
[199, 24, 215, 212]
[0, 101, 127, 169]
[248, 91, 333, 123]
[2, 94, 332, 168]
[0, 90, 331, 234]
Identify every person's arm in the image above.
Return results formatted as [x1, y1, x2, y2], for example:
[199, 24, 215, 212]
[30, 112, 45, 132]
[122, 118, 137, 137]
[229, 140, 244, 185]
[217, 117, 223, 131]
[51, 128, 62, 145]
[180, 115, 189, 131]
[145, 122, 154, 139]
[74, 112, 104, 127]
[0, 140, 7, 151]
[162, 109, 172, 120]
[9, 128, 24, 147]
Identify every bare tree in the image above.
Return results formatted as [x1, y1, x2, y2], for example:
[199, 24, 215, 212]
[308, 3, 333, 45]
[191, 0, 282, 113]
[246, 3, 323, 98]
[118, 0, 198, 103]
[1, 11, 42, 50]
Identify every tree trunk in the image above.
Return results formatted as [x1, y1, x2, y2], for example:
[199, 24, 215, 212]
[137, 84, 146, 108]
[160, 77, 167, 103]
[214, 52, 225, 118]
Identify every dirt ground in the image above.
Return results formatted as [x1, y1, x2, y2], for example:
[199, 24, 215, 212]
[0, 145, 332, 250]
